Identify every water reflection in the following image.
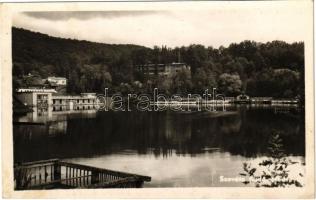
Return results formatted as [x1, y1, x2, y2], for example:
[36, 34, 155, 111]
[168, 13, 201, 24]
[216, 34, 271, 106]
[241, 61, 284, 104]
[13, 104, 305, 187]
[64, 153, 304, 187]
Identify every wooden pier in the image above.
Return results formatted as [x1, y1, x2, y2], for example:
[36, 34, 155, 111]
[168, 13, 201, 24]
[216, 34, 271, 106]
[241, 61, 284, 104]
[14, 159, 151, 190]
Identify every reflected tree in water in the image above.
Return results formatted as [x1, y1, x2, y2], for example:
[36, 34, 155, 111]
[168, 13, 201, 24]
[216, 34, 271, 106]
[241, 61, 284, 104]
[240, 130, 304, 187]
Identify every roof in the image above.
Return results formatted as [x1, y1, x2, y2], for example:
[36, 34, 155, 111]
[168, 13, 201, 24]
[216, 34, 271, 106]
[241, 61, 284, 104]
[17, 88, 57, 93]
[136, 63, 187, 67]
[237, 94, 250, 97]
[52, 95, 96, 99]
[47, 76, 67, 80]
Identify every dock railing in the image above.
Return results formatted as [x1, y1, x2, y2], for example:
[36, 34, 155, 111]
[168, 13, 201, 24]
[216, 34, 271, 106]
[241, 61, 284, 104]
[14, 159, 151, 190]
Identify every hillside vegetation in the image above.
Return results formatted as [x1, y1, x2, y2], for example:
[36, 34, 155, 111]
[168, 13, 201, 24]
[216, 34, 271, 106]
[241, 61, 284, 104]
[12, 27, 304, 98]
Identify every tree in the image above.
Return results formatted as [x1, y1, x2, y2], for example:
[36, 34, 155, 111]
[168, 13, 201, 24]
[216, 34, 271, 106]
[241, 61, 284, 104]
[183, 44, 208, 74]
[218, 73, 242, 96]
[12, 28, 305, 98]
[192, 67, 217, 94]
[272, 69, 299, 98]
[246, 68, 300, 98]
[67, 70, 80, 94]
[171, 69, 193, 94]
[241, 131, 304, 187]
[79, 75, 88, 92]
[227, 40, 259, 61]
[156, 76, 172, 95]
[246, 69, 275, 97]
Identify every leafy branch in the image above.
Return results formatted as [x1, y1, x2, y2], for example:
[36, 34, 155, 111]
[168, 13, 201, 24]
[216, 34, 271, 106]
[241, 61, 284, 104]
[240, 130, 304, 187]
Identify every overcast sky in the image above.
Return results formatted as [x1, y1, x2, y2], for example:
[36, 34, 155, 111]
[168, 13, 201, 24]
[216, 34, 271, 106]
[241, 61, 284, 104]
[12, 2, 310, 48]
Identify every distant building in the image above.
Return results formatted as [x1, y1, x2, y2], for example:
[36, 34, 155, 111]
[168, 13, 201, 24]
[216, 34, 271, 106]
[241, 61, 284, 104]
[80, 93, 97, 98]
[47, 76, 67, 86]
[236, 94, 250, 101]
[235, 94, 251, 104]
[45, 76, 67, 94]
[136, 62, 191, 76]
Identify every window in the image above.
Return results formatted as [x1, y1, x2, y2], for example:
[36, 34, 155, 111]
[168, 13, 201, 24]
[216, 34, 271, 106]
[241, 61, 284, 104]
[37, 94, 48, 107]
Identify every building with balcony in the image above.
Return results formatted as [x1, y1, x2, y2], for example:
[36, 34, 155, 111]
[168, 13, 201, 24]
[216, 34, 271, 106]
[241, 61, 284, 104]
[15, 88, 99, 111]
[136, 62, 191, 76]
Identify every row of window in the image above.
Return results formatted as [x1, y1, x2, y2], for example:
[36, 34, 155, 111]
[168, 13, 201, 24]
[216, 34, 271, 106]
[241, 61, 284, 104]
[52, 99, 96, 104]
[53, 105, 96, 111]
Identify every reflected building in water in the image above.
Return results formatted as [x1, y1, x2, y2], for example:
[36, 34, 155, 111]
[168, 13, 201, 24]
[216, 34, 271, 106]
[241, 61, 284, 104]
[14, 104, 98, 141]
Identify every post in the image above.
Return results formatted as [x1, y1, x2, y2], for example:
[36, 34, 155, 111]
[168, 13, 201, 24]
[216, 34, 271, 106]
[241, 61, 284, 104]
[135, 180, 144, 188]
[14, 167, 24, 190]
[91, 171, 99, 184]
[53, 161, 61, 184]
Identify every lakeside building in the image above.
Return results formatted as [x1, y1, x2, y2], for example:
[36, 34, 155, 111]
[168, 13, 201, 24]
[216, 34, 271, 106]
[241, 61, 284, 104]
[16, 88, 57, 107]
[52, 93, 98, 111]
[135, 62, 191, 76]
[15, 88, 99, 110]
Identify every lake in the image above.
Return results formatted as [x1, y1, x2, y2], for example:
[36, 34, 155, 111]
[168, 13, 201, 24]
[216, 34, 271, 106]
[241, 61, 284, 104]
[13, 104, 305, 187]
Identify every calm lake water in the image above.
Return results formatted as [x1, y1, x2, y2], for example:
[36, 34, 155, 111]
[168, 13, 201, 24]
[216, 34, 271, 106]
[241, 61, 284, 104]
[13, 105, 305, 187]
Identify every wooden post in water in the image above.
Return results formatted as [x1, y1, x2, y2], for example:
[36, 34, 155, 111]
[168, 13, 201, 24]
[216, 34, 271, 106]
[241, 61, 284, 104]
[15, 168, 23, 190]
[91, 170, 99, 184]
[53, 161, 61, 185]
[135, 179, 144, 188]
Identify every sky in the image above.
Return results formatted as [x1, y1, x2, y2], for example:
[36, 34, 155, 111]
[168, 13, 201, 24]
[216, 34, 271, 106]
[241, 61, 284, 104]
[12, 2, 310, 48]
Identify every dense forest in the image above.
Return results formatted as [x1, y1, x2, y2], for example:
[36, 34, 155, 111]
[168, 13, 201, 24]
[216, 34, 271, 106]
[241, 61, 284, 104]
[12, 27, 304, 99]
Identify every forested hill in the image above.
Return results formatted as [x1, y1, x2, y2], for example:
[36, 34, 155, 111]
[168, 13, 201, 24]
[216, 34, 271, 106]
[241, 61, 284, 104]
[12, 27, 149, 94]
[12, 27, 304, 98]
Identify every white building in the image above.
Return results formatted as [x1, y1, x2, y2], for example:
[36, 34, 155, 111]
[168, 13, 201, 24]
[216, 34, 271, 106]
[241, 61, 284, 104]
[16, 88, 57, 107]
[16, 88, 99, 111]
[47, 76, 67, 86]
